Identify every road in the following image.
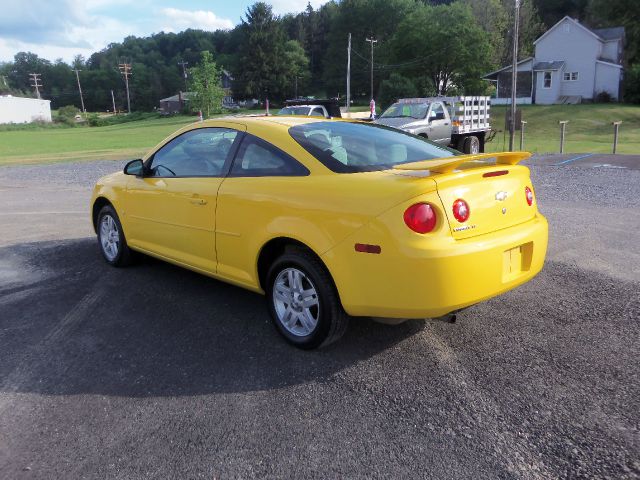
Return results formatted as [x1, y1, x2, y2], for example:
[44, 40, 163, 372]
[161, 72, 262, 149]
[0, 154, 638, 479]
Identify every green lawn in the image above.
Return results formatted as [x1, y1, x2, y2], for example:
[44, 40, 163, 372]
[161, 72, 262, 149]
[1, 104, 638, 166]
[0, 116, 197, 166]
[485, 104, 640, 154]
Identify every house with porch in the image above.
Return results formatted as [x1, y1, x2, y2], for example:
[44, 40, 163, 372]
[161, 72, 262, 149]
[484, 16, 625, 104]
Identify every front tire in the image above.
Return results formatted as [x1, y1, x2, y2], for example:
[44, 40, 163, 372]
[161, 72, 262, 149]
[266, 247, 348, 349]
[97, 205, 133, 267]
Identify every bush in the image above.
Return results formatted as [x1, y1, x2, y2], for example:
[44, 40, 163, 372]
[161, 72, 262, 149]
[623, 64, 640, 104]
[595, 91, 613, 103]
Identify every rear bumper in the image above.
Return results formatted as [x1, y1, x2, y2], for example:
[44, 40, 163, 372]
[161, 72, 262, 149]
[323, 214, 548, 318]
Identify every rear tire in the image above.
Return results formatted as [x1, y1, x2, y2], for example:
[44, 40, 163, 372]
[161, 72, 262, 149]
[266, 247, 348, 349]
[463, 135, 480, 154]
[97, 205, 133, 267]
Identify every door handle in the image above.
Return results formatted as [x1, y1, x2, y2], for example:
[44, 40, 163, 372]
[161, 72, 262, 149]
[190, 198, 207, 205]
[444, 122, 449, 125]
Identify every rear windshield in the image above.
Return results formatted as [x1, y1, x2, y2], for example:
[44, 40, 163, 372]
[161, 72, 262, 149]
[288, 121, 456, 173]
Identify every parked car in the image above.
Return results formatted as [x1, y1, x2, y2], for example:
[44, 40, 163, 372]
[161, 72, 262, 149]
[278, 98, 342, 119]
[375, 96, 491, 154]
[277, 104, 329, 118]
[91, 116, 547, 349]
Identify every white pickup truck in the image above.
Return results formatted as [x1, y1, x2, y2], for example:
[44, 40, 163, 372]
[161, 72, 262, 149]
[375, 96, 491, 154]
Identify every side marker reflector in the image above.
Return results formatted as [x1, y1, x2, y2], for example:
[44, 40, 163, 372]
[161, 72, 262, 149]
[355, 243, 381, 254]
[483, 170, 509, 178]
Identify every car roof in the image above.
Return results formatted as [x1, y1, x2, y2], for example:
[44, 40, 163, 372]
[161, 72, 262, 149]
[201, 115, 341, 129]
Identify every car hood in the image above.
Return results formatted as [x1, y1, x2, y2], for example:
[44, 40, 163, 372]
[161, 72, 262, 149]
[375, 117, 422, 129]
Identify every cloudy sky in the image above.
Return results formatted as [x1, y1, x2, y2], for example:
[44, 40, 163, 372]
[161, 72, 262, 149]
[0, 0, 329, 63]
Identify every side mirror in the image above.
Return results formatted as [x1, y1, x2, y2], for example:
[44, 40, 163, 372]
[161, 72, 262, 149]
[124, 159, 144, 176]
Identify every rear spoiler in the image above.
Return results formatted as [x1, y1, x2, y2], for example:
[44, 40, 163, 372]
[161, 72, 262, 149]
[393, 152, 531, 174]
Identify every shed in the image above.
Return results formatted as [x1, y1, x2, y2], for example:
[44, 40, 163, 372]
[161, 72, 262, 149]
[0, 95, 52, 124]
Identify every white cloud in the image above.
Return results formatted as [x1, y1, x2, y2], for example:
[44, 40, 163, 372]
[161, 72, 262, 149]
[268, 0, 330, 15]
[160, 8, 234, 32]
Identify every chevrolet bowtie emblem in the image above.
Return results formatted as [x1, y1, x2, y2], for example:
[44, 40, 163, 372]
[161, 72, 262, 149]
[495, 191, 508, 201]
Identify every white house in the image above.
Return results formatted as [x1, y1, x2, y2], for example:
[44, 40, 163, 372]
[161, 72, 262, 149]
[484, 16, 625, 104]
[0, 95, 52, 124]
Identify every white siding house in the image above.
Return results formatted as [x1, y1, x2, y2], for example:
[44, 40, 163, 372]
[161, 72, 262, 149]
[484, 17, 625, 104]
[0, 95, 52, 124]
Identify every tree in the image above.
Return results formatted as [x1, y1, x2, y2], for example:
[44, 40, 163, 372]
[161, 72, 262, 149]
[389, 3, 493, 95]
[283, 40, 310, 97]
[322, 0, 415, 98]
[588, 0, 639, 65]
[378, 73, 419, 109]
[234, 2, 288, 100]
[189, 51, 225, 117]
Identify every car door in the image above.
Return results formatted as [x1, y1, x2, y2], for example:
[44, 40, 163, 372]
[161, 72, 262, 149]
[124, 126, 243, 273]
[427, 102, 450, 145]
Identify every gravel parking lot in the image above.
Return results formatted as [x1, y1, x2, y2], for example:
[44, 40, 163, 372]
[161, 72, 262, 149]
[0, 155, 638, 479]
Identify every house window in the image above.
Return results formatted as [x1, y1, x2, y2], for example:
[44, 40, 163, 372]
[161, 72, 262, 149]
[543, 72, 552, 89]
[563, 72, 579, 81]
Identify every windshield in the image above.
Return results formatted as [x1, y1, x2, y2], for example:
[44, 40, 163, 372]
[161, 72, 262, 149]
[380, 102, 430, 120]
[278, 106, 311, 116]
[289, 121, 456, 173]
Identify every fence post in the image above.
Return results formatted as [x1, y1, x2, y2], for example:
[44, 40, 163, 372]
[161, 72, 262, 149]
[520, 120, 527, 150]
[612, 121, 622, 154]
[559, 121, 568, 154]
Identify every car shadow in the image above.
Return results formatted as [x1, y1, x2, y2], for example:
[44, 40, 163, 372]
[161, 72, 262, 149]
[0, 238, 424, 397]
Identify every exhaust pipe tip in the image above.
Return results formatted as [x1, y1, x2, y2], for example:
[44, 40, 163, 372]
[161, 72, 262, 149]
[432, 313, 457, 324]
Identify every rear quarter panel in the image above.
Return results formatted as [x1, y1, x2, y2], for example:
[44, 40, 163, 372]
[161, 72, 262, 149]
[215, 168, 437, 291]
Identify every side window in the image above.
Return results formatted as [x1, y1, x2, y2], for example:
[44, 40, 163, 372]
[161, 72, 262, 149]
[230, 135, 309, 177]
[310, 107, 325, 117]
[149, 128, 238, 177]
[429, 103, 445, 121]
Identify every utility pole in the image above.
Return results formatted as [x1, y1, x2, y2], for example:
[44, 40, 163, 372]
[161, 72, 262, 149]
[0, 75, 7, 89]
[29, 73, 42, 99]
[295, 76, 298, 98]
[73, 69, 86, 113]
[118, 61, 132, 113]
[178, 60, 189, 92]
[365, 37, 377, 101]
[509, 0, 521, 151]
[346, 33, 351, 112]
[111, 90, 117, 114]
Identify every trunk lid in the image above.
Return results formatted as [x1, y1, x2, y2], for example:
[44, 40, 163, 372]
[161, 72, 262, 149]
[433, 165, 535, 239]
[393, 152, 536, 240]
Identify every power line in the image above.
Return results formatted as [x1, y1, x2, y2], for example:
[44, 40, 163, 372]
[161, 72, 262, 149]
[118, 61, 132, 113]
[29, 73, 43, 99]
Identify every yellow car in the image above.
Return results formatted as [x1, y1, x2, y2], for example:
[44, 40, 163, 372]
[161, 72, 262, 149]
[91, 116, 548, 348]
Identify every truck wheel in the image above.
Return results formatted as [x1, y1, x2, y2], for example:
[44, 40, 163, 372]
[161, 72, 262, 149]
[463, 136, 480, 154]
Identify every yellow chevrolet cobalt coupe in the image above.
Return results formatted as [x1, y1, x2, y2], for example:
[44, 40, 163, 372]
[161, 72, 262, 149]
[91, 116, 548, 348]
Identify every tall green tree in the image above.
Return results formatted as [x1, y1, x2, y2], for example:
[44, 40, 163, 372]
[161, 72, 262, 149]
[189, 51, 225, 117]
[389, 2, 493, 95]
[322, 0, 415, 98]
[283, 40, 310, 97]
[234, 2, 288, 100]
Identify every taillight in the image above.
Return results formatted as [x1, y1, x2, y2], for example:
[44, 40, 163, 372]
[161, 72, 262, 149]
[452, 199, 470, 223]
[525, 186, 534, 206]
[404, 203, 437, 234]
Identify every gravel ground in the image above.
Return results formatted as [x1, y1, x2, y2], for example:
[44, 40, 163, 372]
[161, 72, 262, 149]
[0, 155, 638, 479]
